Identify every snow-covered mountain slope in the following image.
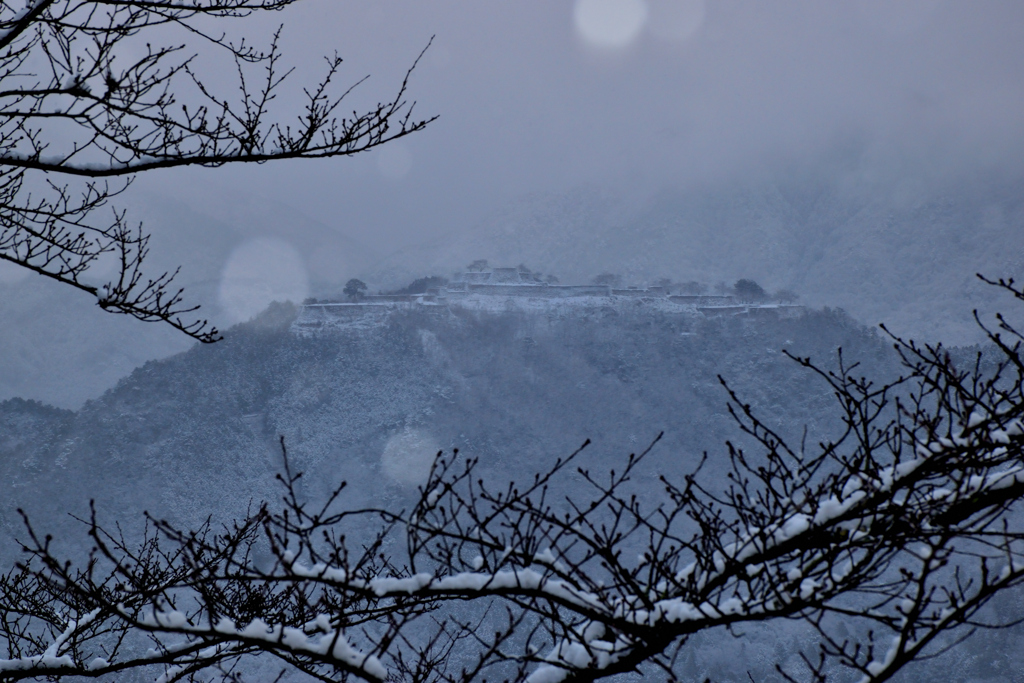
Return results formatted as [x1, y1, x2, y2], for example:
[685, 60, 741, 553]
[0, 301, 897, 543]
[4, 300, 1020, 681]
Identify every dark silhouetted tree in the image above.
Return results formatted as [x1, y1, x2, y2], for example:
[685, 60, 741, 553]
[653, 277, 673, 290]
[390, 276, 448, 295]
[733, 278, 767, 301]
[343, 278, 367, 300]
[515, 264, 543, 283]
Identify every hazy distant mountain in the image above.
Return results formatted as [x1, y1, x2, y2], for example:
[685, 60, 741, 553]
[0, 181, 378, 408]
[5, 166, 1023, 408]
[124, 180, 380, 291]
[0, 301, 896, 536]
[368, 173, 1024, 344]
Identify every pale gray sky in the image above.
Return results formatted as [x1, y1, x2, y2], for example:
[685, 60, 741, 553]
[6, 0, 1024, 407]
[132, 0, 1024, 253]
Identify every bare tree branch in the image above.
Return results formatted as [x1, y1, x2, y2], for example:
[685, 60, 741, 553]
[5, 282, 1024, 680]
[0, 0, 436, 342]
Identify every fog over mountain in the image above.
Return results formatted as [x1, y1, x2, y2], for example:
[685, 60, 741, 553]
[0, 181, 379, 407]
[2, 2, 1023, 407]
[3, 4, 1024, 679]
[6, 158, 1024, 407]
[370, 166, 1024, 345]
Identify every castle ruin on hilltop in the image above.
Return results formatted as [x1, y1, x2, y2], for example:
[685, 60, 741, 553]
[294, 264, 803, 333]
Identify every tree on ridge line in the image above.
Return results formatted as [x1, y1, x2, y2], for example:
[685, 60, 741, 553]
[0, 0, 435, 342]
[2, 276, 1024, 681]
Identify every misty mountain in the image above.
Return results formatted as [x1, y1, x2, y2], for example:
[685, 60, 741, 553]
[3, 297, 1021, 682]
[0, 180, 378, 409]
[7, 163, 1023, 411]
[369, 172, 1024, 345]
[123, 179, 380, 292]
[0, 300, 897, 547]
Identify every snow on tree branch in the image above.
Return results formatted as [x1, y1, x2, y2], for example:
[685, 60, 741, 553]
[4, 280, 1024, 681]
